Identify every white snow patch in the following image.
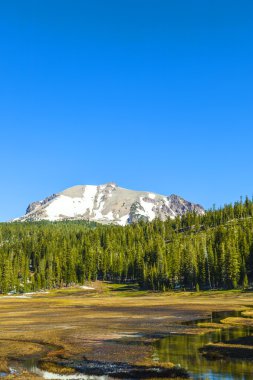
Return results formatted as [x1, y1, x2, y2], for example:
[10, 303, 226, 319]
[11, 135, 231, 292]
[94, 205, 104, 220]
[96, 191, 103, 207]
[118, 214, 129, 226]
[139, 197, 156, 221]
[46, 186, 98, 221]
[82, 185, 98, 212]
[104, 211, 114, 221]
[164, 198, 177, 216]
[94, 191, 105, 220]
[149, 193, 156, 199]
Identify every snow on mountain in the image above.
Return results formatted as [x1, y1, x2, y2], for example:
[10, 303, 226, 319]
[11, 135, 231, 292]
[14, 182, 205, 225]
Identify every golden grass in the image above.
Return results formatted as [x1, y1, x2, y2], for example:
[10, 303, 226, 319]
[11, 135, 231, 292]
[242, 310, 253, 318]
[221, 317, 253, 327]
[134, 359, 175, 368]
[5, 371, 41, 379]
[197, 322, 232, 329]
[38, 361, 76, 374]
[0, 341, 43, 358]
[0, 358, 9, 373]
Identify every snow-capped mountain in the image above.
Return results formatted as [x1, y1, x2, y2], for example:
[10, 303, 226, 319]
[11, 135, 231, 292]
[15, 183, 205, 225]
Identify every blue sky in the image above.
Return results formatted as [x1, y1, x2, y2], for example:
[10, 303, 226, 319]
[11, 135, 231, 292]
[0, 0, 253, 221]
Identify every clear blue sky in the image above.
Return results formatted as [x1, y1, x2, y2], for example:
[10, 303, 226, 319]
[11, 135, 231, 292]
[0, 0, 252, 221]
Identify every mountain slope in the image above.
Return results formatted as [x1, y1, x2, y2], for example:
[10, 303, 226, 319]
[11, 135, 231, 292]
[15, 182, 204, 225]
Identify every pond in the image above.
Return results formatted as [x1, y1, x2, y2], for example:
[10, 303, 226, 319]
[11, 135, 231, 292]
[154, 310, 253, 380]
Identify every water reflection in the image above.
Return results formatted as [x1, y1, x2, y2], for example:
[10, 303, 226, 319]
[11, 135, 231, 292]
[154, 311, 253, 380]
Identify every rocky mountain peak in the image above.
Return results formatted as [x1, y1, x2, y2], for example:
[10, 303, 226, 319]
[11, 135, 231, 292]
[14, 184, 205, 225]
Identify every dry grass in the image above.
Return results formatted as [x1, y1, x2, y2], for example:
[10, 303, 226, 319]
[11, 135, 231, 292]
[197, 322, 232, 329]
[5, 371, 41, 379]
[38, 361, 76, 374]
[201, 341, 253, 360]
[0, 358, 9, 373]
[221, 317, 253, 327]
[242, 310, 253, 318]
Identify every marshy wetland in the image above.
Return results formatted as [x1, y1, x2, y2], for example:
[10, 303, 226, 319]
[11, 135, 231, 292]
[0, 283, 253, 379]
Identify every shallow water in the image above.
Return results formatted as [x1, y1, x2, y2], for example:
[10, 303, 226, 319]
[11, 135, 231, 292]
[27, 365, 108, 379]
[154, 310, 253, 380]
[23, 358, 108, 380]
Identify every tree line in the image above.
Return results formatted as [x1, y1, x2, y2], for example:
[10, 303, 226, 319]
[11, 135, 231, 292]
[0, 197, 253, 293]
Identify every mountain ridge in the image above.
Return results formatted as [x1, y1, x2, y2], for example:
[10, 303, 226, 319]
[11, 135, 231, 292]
[14, 182, 205, 225]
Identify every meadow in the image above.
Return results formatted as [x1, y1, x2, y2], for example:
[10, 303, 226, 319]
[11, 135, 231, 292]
[0, 283, 253, 378]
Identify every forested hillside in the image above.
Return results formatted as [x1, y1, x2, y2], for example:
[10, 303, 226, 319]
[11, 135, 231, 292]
[1, 197, 253, 293]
